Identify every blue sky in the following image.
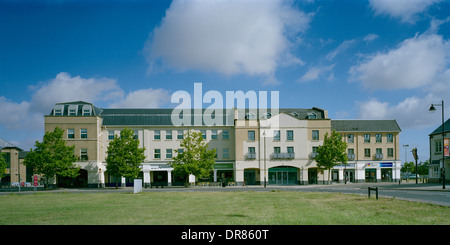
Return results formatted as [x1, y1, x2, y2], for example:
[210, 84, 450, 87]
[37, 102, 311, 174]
[1, 0, 449, 163]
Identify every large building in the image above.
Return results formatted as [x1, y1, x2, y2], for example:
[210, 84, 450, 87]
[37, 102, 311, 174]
[428, 118, 450, 184]
[43, 101, 402, 188]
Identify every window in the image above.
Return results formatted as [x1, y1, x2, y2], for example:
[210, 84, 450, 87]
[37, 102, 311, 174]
[166, 149, 173, 159]
[177, 148, 184, 155]
[273, 130, 280, 141]
[347, 134, 354, 143]
[80, 129, 87, 139]
[54, 109, 62, 116]
[376, 148, 382, 159]
[364, 148, 371, 158]
[274, 147, 281, 154]
[248, 130, 255, 141]
[177, 130, 184, 140]
[154, 149, 161, 159]
[223, 148, 230, 159]
[287, 130, 294, 141]
[68, 129, 75, 139]
[387, 133, 393, 143]
[435, 141, 442, 153]
[166, 130, 172, 140]
[211, 130, 218, 140]
[83, 109, 91, 116]
[201, 130, 207, 139]
[80, 149, 88, 161]
[348, 148, 355, 159]
[364, 134, 370, 143]
[376, 134, 382, 143]
[133, 130, 138, 140]
[388, 148, 394, 158]
[154, 130, 161, 140]
[312, 146, 318, 158]
[248, 147, 256, 154]
[69, 109, 77, 116]
[312, 130, 319, 141]
[287, 147, 294, 153]
[108, 131, 114, 140]
[222, 130, 229, 140]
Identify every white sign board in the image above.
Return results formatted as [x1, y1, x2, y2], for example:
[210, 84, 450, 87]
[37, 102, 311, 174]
[134, 179, 142, 194]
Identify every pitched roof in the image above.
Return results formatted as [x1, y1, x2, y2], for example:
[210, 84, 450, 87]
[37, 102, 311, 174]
[430, 118, 450, 135]
[100, 108, 234, 126]
[0, 138, 22, 151]
[331, 120, 401, 132]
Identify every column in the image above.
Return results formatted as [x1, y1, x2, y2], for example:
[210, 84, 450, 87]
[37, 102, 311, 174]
[167, 170, 172, 186]
[213, 169, 218, 182]
[121, 176, 126, 187]
[143, 170, 150, 188]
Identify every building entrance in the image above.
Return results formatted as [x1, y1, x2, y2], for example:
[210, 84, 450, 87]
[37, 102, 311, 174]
[365, 169, 377, 182]
[269, 167, 298, 185]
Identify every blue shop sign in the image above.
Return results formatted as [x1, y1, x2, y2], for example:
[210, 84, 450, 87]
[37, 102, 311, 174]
[379, 162, 393, 167]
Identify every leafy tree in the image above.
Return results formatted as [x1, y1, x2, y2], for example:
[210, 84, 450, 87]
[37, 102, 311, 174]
[418, 160, 429, 176]
[105, 128, 146, 188]
[170, 130, 216, 186]
[401, 161, 415, 174]
[315, 130, 348, 184]
[0, 152, 7, 179]
[23, 127, 79, 189]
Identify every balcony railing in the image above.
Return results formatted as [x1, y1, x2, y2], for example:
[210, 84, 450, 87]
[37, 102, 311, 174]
[375, 153, 383, 159]
[271, 153, 295, 159]
[245, 153, 256, 159]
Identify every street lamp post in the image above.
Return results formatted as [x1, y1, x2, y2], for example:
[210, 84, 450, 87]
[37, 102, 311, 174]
[429, 100, 445, 190]
[263, 131, 266, 188]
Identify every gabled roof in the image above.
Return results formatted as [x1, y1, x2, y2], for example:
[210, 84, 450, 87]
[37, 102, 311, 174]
[0, 138, 22, 151]
[331, 120, 401, 132]
[430, 118, 450, 136]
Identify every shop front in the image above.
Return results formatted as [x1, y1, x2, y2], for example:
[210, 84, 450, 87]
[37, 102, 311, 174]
[269, 166, 298, 185]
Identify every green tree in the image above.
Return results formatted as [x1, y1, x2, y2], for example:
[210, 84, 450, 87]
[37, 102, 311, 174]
[170, 130, 216, 186]
[23, 127, 79, 189]
[0, 152, 7, 179]
[401, 161, 414, 174]
[105, 128, 146, 188]
[315, 130, 348, 184]
[418, 160, 429, 176]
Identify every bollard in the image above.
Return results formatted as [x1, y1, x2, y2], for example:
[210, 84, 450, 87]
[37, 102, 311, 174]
[368, 187, 378, 200]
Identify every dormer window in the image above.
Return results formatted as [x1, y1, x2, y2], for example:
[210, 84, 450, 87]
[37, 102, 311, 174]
[53, 105, 64, 116]
[308, 112, 317, 119]
[82, 105, 92, 116]
[245, 112, 255, 119]
[68, 105, 78, 116]
[290, 112, 299, 117]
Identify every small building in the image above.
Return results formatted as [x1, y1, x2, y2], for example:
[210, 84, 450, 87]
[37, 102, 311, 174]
[0, 138, 32, 186]
[428, 118, 450, 183]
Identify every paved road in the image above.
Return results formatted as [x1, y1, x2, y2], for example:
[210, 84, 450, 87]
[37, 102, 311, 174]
[2, 182, 449, 207]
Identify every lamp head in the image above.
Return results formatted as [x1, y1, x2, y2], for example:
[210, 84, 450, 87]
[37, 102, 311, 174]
[429, 104, 436, 112]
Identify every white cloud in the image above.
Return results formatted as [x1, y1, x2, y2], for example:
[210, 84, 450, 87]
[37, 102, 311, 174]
[30, 72, 124, 113]
[298, 64, 335, 83]
[326, 39, 355, 61]
[109, 88, 171, 108]
[363, 33, 379, 42]
[144, 0, 311, 78]
[369, 0, 441, 23]
[349, 33, 448, 90]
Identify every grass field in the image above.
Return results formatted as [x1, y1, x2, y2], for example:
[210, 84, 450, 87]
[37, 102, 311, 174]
[1, 191, 449, 225]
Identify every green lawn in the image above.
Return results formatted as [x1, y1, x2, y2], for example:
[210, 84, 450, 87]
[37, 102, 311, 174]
[1, 191, 448, 225]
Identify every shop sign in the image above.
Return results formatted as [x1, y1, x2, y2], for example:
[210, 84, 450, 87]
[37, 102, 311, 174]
[379, 162, 393, 167]
[445, 138, 449, 157]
